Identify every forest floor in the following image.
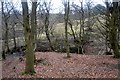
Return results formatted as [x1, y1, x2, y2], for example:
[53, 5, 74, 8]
[2, 52, 120, 78]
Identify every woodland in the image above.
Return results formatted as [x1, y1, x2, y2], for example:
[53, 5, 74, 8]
[0, 0, 120, 79]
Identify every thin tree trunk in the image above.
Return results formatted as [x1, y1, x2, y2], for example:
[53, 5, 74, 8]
[45, 30, 54, 51]
[64, 1, 70, 57]
[68, 22, 76, 40]
[68, 21, 81, 54]
[2, 1, 10, 53]
[78, 1, 84, 54]
[81, 1, 84, 41]
[44, 5, 55, 51]
[105, 1, 109, 52]
[87, 3, 91, 41]
[12, 24, 17, 49]
[1, 2, 6, 59]
[4, 15, 10, 53]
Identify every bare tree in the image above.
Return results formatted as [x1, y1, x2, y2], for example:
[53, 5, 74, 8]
[11, 23, 17, 49]
[2, 1, 12, 54]
[43, 1, 55, 51]
[79, 0, 85, 54]
[109, 1, 120, 58]
[85, 0, 93, 41]
[105, 0, 110, 52]
[21, 0, 36, 74]
[68, 21, 76, 41]
[9, 10, 19, 50]
[70, 1, 85, 54]
[1, 1, 6, 59]
[31, 0, 37, 62]
[64, 0, 70, 57]
[100, 0, 120, 57]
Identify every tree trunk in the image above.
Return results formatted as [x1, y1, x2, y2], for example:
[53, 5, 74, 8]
[68, 21, 81, 54]
[4, 22, 10, 53]
[109, 2, 120, 58]
[105, 1, 109, 52]
[68, 21, 76, 40]
[12, 24, 17, 49]
[44, 4, 55, 51]
[21, 1, 35, 73]
[2, 1, 10, 53]
[78, 1, 84, 54]
[1, 2, 6, 59]
[86, 3, 91, 41]
[64, 1, 70, 57]
[45, 30, 54, 51]
[31, 1, 37, 63]
[81, 1, 85, 41]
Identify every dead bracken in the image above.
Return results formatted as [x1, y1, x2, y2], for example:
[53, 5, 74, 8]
[2, 52, 120, 78]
